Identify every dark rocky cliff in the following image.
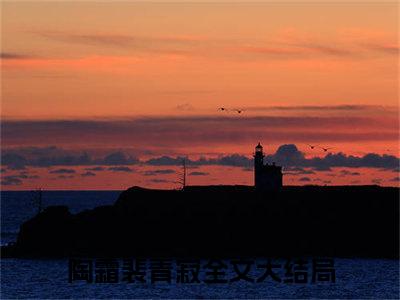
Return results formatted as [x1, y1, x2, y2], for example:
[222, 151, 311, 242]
[2, 185, 399, 258]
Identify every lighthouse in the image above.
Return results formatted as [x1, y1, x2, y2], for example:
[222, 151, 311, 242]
[254, 142, 283, 191]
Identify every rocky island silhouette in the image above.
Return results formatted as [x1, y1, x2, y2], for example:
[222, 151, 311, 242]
[2, 144, 399, 259]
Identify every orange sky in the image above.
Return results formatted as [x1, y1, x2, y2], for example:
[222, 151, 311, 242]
[1, 2, 399, 189]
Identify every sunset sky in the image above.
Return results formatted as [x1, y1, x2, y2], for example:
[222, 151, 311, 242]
[1, 1, 399, 190]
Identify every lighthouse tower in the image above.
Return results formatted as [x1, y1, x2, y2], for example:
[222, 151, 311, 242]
[253, 142, 283, 191]
[254, 142, 265, 188]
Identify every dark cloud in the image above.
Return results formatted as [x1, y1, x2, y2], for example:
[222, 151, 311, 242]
[58, 175, 74, 179]
[1, 153, 28, 170]
[238, 46, 304, 57]
[269, 144, 305, 166]
[146, 144, 400, 172]
[108, 166, 134, 173]
[35, 31, 195, 55]
[10, 172, 40, 179]
[147, 156, 187, 166]
[269, 145, 399, 171]
[240, 39, 399, 59]
[241, 42, 354, 58]
[299, 177, 311, 182]
[30, 30, 398, 60]
[1, 144, 398, 173]
[84, 166, 105, 171]
[297, 43, 352, 56]
[312, 166, 333, 172]
[359, 153, 398, 169]
[145, 155, 252, 167]
[313, 179, 331, 185]
[149, 179, 171, 183]
[81, 171, 96, 177]
[49, 168, 76, 174]
[189, 171, 209, 176]
[102, 152, 138, 165]
[339, 170, 361, 176]
[143, 169, 176, 176]
[244, 105, 394, 112]
[15, 146, 59, 156]
[284, 167, 315, 175]
[0, 52, 32, 59]
[0, 147, 139, 169]
[361, 43, 399, 55]
[389, 177, 400, 182]
[1, 176, 23, 186]
[3, 115, 397, 150]
[38, 32, 138, 47]
[1, 147, 90, 169]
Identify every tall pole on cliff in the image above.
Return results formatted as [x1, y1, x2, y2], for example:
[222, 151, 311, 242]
[177, 158, 187, 190]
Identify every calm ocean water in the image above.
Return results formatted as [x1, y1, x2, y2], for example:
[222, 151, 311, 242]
[1, 191, 399, 299]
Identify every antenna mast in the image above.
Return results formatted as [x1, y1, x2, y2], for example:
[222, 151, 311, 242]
[177, 158, 188, 190]
[178, 158, 187, 190]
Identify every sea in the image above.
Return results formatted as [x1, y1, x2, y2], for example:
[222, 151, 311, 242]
[1, 191, 399, 299]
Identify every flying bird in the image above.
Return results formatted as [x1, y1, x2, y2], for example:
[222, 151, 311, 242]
[320, 147, 334, 152]
[218, 107, 227, 111]
[307, 144, 318, 150]
[234, 109, 244, 114]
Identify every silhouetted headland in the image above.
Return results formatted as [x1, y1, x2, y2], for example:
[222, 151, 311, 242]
[2, 185, 399, 259]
